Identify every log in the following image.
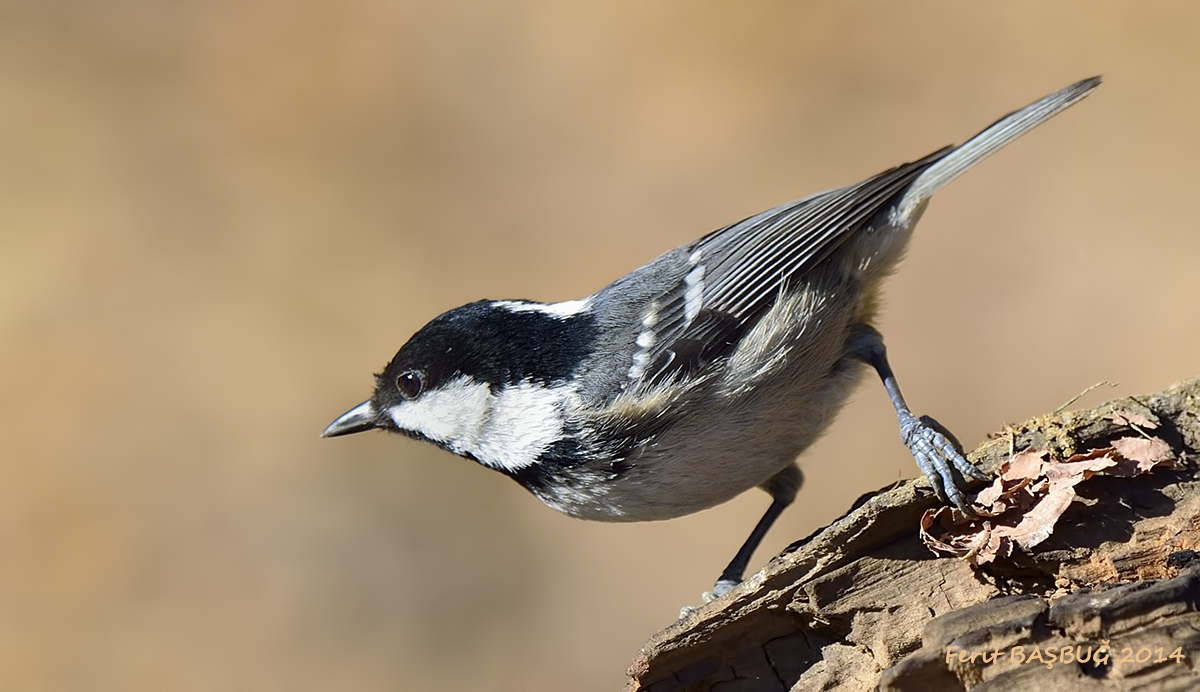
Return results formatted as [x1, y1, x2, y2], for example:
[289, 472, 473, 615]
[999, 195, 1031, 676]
[626, 377, 1200, 691]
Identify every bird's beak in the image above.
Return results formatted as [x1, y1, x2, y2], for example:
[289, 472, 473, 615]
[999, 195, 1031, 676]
[322, 401, 379, 438]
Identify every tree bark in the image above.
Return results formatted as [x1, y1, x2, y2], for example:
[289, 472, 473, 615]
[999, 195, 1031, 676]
[626, 377, 1200, 692]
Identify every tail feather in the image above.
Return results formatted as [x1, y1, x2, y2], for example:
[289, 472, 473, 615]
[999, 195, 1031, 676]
[897, 76, 1101, 216]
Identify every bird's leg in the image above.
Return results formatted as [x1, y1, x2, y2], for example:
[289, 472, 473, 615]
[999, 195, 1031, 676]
[709, 463, 802, 599]
[848, 325, 988, 511]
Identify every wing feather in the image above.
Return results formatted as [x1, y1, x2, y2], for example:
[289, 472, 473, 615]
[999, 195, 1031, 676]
[634, 147, 952, 384]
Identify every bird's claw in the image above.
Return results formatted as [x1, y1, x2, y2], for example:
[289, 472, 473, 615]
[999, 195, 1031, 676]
[678, 578, 740, 620]
[899, 413, 987, 512]
[708, 578, 738, 601]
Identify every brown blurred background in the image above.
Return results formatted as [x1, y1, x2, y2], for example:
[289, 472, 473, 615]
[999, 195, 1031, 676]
[2, 1, 1197, 690]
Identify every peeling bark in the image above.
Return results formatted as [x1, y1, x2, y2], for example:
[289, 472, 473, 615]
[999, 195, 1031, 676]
[626, 378, 1200, 691]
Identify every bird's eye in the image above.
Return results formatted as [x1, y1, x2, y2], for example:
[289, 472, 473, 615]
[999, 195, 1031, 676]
[396, 370, 425, 399]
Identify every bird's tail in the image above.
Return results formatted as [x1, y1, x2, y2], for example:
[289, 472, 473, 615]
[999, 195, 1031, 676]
[897, 76, 1101, 216]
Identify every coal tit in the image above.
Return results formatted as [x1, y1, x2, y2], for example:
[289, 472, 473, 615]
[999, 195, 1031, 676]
[324, 77, 1099, 597]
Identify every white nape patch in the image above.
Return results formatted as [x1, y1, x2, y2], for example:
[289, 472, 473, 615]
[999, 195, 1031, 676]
[627, 300, 660, 381]
[493, 298, 590, 319]
[386, 376, 571, 472]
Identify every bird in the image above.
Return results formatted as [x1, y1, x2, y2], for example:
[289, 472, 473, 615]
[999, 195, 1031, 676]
[323, 77, 1100, 598]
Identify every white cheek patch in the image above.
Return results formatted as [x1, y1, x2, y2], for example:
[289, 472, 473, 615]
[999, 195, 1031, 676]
[474, 381, 573, 471]
[387, 376, 571, 472]
[388, 377, 491, 444]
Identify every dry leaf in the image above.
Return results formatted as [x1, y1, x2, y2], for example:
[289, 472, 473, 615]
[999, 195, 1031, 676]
[921, 434, 1177, 564]
[973, 477, 1007, 513]
[1110, 409, 1158, 430]
[1003, 481, 1078, 550]
[1111, 436, 1175, 471]
[1042, 456, 1117, 484]
[920, 507, 983, 556]
[1004, 450, 1047, 480]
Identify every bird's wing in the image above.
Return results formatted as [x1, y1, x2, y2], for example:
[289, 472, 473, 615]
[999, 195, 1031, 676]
[628, 148, 951, 385]
[615, 77, 1102, 389]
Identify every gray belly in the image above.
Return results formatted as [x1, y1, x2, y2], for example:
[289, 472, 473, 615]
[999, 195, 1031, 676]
[533, 351, 867, 521]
